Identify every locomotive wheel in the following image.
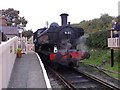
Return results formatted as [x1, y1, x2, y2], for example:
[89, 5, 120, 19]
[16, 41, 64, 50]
[68, 62, 74, 67]
[53, 62, 59, 70]
[69, 61, 79, 68]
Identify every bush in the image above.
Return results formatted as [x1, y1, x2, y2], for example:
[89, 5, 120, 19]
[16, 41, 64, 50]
[86, 30, 108, 49]
[17, 48, 22, 53]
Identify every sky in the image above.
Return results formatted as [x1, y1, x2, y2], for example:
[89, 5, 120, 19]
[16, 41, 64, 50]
[0, 0, 120, 32]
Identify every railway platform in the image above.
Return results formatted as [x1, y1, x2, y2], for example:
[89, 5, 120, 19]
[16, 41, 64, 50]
[8, 51, 51, 88]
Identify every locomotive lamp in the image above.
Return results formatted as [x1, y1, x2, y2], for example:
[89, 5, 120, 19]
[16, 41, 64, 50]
[54, 45, 58, 53]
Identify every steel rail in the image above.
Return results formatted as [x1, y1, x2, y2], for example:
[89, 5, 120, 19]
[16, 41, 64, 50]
[74, 68, 120, 90]
[47, 66, 76, 90]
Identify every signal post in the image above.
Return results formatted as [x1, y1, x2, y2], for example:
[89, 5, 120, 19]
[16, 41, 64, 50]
[108, 29, 120, 67]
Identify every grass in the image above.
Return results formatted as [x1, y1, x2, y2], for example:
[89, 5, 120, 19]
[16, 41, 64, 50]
[81, 48, 120, 79]
[103, 62, 120, 79]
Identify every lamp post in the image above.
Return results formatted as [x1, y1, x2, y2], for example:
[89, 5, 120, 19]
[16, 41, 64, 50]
[18, 28, 23, 48]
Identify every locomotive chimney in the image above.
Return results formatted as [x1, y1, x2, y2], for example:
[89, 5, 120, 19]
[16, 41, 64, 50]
[60, 13, 69, 26]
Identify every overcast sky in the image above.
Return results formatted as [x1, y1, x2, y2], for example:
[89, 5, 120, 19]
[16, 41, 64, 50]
[0, 0, 119, 32]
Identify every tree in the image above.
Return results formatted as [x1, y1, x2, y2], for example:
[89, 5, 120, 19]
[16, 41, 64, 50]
[99, 14, 113, 29]
[116, 15, 120, 23]
[86, 30, 108, 49]
[1, 8, 28, 27]
[72, 14, 113, 33]
[22, 30, 33, 39]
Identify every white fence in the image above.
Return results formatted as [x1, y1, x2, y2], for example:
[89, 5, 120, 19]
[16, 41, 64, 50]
[18, 37, 34, 53]
[18, 37, 27, 53]
[108, 38, 120, 48]
[0, 36, 18, 89]
[27, 44, 34, 52]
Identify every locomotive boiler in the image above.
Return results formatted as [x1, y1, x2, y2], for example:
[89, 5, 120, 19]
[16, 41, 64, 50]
[34, 13, 90, 67]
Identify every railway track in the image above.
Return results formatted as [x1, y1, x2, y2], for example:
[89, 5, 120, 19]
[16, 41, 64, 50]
[74, 68, 119, 90]
[39, 53, 119, 89]
[45, 64, 119, 90]
[46, 67, 66, 89]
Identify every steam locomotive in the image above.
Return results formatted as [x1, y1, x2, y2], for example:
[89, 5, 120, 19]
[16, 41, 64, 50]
[34, 13, 90, 67]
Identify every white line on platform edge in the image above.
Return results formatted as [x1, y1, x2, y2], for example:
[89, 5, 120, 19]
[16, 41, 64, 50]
[36, 53, 52, 88]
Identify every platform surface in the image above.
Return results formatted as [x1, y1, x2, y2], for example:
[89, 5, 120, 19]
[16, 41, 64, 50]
[8, 52, 47, 88]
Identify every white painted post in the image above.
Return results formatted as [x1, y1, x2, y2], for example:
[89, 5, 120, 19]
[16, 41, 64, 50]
[25, 37, 27, 54]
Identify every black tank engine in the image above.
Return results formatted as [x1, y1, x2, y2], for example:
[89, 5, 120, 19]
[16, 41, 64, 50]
[34, 13, 90, 67]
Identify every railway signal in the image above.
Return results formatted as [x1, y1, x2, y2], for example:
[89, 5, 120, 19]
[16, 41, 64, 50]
[108, 20, 120, 67]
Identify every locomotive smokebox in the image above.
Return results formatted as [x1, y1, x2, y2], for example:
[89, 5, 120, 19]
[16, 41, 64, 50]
[60, 13, 69, 26]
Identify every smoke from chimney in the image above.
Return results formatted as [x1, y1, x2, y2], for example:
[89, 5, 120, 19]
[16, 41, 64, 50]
[60, 13, 69, 26]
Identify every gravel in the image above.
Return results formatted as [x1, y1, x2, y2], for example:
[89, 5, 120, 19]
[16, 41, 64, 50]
[77, 63, 120, 88]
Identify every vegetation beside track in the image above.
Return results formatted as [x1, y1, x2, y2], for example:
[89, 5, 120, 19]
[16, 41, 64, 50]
[74, 15, 120, 79]
[80, 48, 120, 79]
